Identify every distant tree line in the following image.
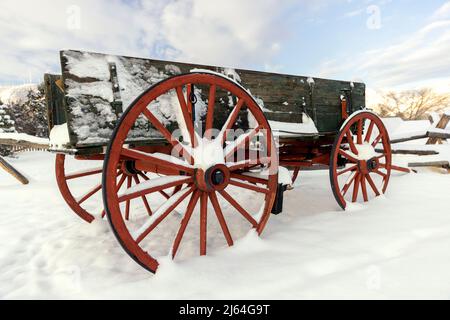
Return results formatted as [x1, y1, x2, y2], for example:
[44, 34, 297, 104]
[375, 88, 450, 120]
[0, 83, 48, 156]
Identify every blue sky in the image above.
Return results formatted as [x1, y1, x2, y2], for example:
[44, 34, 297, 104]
[0, 0, 449, 96]
[279, 0, 441, 74]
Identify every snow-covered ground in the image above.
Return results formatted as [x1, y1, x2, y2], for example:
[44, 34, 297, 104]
[0, 151, 449, 299]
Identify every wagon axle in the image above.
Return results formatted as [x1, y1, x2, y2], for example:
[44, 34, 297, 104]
[354, 157, 381, 175]
[122, 160, 139, 176]
[194, 164, 230, 192]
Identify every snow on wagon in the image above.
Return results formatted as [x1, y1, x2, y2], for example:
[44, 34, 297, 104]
[45, 50, 398, 273]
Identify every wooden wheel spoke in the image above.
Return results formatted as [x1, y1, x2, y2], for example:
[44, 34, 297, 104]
[364, 120, 375, 143]
[230, 173, 268, 185]
[371, 133, 382, 147]
[175, 86, 196, 147]
[351, 173, 360, 202]
[200, 192, 208, 256]
[227, 157, 270, 172]
[77, 183, 102, 205]
[125, 176, 132, 220]
[209, 192, 233, 246]
[137, 172, 150, 182]
[139, 173, 173, 199]
[361, 174, 368, 202]
[345, 131, 358, 155]
[141, 108, 194, 163]
[134, 186, 194, 244]
[205, 84, 216, 139]
[339, 149, 358, 163]
[365, 173, 380, 196]
[159, 190, 171, 199]
[374, 169, 387, 179]
[224, 126, 261, 161]
[172, 190, 201, 259]
[66, 167, 103, 180]
[116, 173, 127, 191]
[337, 164, 358, 176]
[121, 148, 194, 174]
[219, 99, 245, 143]
[133, 175, 152, 216]
[229, 179, 270, 194]
[357, 119, 363, 144]
[341, 171, 357, 196]
[390, 164, 410, 173]
[219, 190, 258, 227]
[118, 176, 192, 203]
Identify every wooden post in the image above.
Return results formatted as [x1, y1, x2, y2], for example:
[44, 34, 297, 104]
[427, 113, 450, 144]
[408, 160, 450, 169]
[0, 156, 29, 185]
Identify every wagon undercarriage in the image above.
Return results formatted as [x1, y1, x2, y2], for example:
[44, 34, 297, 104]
[45, 50, 396, 273]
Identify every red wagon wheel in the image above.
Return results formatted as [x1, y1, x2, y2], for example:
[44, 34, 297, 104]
[55, 154, 162, 223]
[330, 111, 392, 209]
[103, 72, 278, 273]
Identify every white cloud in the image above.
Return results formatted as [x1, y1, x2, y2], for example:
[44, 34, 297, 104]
[432, 1, 450, 20]
[0, 0, 296, 84]
[318, 18, 450, 91]
[344, 8, 364, 18]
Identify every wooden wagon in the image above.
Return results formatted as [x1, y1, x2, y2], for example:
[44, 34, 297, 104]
[45, 50, 394, 273]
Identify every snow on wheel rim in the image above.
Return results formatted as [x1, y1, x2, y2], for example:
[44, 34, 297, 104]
[330, 111, 392, 210]
[103, 73, 279, 273]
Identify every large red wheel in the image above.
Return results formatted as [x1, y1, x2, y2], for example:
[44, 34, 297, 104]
[330, 111, 392, 209]
[55, 154, 159, 223]
[103, 72, 279, 273]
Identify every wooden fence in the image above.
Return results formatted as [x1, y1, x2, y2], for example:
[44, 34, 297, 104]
[0, 135, 49, 185]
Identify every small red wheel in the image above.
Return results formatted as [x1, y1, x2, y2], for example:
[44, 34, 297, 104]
[55, 154, 105, 223]
[103, 72, 279, 273]
[55, 154, 157, 223]
[330, 111, 392, 209]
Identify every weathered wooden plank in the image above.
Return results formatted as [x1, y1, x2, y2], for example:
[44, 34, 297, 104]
[376, 148, 439, 155]
[44, 74, 67, 129]
[0, 138, 49, 150]
[427, 114, 449, 144]
[0, 156, 29, 185]
[427, 130, 450, 139]
[408, 161, 450, 168]
[390, 134, 428, 144]
[58, 50, 365, 148]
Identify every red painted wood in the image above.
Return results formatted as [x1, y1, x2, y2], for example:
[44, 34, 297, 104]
[330, 111, 392, 209]
[172, 190, 200, 259]
[205, 84, 216, 139]
[102, 73, 278, 273]
[209, 192, 233, 246]
[219, 190, 257, 227]
[136, 186, 194, 244]
[200, 192, 208, 256]
[55, 154, 96, 223]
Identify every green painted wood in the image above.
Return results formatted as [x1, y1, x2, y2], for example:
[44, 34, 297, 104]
[44, 74, 67, 129]
[53, 50, 365, 148]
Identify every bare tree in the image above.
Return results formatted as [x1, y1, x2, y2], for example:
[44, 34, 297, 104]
[375, 88, 450, 120]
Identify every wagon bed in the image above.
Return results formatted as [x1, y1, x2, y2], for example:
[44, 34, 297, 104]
[46, 50, 365, 152]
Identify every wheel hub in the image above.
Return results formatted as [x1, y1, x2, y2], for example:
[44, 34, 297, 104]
[357, 157, 379, 174]
[366, 158, 379, 171]
[195, 164, 230, 192]
[122, 160, 138, 176]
